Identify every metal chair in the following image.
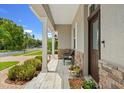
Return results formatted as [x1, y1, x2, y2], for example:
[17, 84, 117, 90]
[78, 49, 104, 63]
[63, 50, 75, 65]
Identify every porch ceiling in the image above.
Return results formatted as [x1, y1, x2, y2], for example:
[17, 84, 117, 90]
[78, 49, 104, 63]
[49, 5, 79, 24]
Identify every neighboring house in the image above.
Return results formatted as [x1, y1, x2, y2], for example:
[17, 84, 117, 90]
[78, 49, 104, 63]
[30, 4, 124, 89]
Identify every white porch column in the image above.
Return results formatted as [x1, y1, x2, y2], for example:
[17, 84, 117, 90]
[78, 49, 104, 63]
[42, 17, 48, 72]
[52, 32, 55, 57]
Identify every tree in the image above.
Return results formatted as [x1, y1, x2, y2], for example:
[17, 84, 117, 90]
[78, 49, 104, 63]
[0, 28, 12, 50]
[0, 18, 24, 50]
[0, 18, 42, 51]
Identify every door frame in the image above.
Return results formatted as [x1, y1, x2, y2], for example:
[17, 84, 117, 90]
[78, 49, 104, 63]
[88, 5, 101, 83]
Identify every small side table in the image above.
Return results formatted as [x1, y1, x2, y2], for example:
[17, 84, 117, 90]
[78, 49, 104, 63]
[63, 56, 72, 65]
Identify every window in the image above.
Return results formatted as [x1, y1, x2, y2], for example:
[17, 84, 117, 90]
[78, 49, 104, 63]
[89, 4, 99, 15]
[73, 28, 76, 49]
[73, 23, 78, 49]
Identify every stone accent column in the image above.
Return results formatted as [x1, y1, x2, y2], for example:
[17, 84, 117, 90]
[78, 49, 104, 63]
[74, 50, 84, 75]
[99, 60, 124, 89]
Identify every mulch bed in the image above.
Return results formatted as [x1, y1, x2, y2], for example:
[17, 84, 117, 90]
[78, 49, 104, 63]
[69, 78, 84, 89]
[5, 79, 27, 85]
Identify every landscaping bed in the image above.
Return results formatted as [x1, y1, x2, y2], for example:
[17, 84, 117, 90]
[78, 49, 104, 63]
[0, 61, 19, 71]
[69, 78, 83, 89]
[68, 64, 97, 89]
[69, 78, 97, 89]
[7, 56, 42, 85]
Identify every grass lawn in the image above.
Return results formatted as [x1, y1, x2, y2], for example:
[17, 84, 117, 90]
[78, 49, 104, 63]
[12, 50, 42, 56]
[0, 50, 10, 53]
[0, 61, 19, 71]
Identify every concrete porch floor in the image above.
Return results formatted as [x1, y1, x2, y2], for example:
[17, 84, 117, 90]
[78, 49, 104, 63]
[24, 72, 62, 89]
[24, 57, 71, 89]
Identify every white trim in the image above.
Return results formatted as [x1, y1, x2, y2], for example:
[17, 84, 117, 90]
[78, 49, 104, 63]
[71, 28, 74, 49]
[88, 4, 92, 16]
[52, 32, 55, 56]
[75, 22, 78, 49]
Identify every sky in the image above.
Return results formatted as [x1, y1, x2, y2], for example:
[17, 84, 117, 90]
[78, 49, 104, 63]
[0, 4, 43, 40]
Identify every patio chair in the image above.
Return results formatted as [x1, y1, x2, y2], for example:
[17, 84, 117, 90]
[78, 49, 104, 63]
[63, 50, 75, 65]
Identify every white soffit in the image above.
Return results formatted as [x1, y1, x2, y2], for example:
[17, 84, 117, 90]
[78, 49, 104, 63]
[49, 4, 79, 24]
[30, 4, 47, 21]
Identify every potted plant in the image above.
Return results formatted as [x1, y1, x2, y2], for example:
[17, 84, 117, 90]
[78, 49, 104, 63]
[69, 65, 81, 77]
[81, 79, 96, 89]
[69, 65, 75, 70]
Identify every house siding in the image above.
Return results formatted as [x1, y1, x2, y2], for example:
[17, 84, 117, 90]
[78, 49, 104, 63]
[101, 5, 124, 67]
[99, 4, 124, 88]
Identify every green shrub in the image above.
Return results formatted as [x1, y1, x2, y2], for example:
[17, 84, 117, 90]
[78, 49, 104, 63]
[8, 64, 36, 81]
[35, 56, 42, 62]
[82, 79, 96, 89]
[8, 65, 19, 81]
[34, 58, 42, 71]
[8, 57, 42, 81]
[24, 58, 42, 71]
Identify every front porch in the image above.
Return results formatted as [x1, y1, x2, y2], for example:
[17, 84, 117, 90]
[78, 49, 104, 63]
[26, 4, 85, 89]
[24, 56, 73, 89]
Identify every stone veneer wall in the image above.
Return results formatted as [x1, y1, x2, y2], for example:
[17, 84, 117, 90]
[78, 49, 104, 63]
[75, 50, 84, 72]
[58, 49, 71, 59]
[99, 60, 124, 89]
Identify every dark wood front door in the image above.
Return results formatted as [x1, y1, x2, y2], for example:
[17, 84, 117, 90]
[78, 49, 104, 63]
[88, 9, 100, 83]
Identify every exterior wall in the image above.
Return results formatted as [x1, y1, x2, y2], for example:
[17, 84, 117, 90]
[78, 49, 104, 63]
[72, 5, 88, 75]
[101, 5, 124, 67]
[99, 4, 124, 88]
[72, 5, 84, 52]
[72, 5, 84, 69]
[55, 24, 71, 58]
[56, 24, 71, 49]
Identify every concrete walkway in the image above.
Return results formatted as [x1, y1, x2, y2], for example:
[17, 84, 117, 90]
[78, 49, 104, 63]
[0, 68, 24, 89]
[0, 56, 36, 62]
